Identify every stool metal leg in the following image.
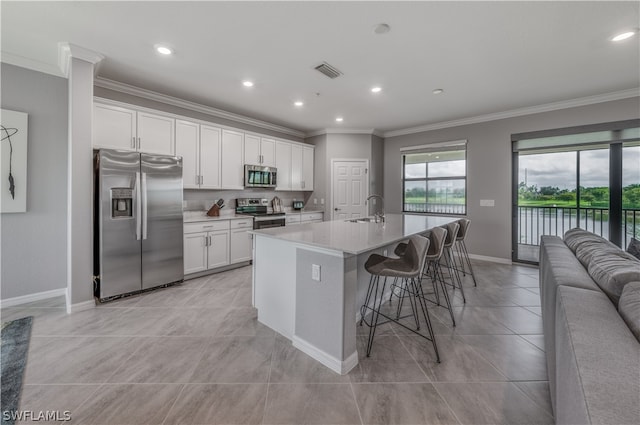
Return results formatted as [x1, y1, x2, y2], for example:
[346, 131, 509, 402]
[411, 277, 440, 363]
[366, 276, 387, 357]
[460, 240, 477, 287]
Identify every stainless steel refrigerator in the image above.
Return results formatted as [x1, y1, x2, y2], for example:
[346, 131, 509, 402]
[94, 149, 184, 300]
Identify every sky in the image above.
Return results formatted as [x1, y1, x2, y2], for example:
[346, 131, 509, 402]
[518, 146, 639, 189]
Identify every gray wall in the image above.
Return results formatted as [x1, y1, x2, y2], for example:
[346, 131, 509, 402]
[384, 96, 640, 260]
[306, 133, 381, 218]
[94, 87, 304, 143]
[1, 63, 68, 300]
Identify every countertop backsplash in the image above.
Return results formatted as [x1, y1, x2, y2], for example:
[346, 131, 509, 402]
[183, 189, 316, 213]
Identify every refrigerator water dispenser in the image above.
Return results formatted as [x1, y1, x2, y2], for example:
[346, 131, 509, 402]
[111, 188, 133, 218]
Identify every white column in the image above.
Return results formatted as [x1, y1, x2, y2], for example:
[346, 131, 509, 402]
[59, 43, 104, 313]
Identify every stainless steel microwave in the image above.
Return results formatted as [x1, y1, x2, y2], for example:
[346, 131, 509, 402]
[245, 165, 277, 188]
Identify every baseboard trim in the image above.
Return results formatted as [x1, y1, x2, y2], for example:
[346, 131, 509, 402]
[292, 335, 358, 375]
[467, 253, 512, 265]
[66, 299, 96, 314]
[0, 288, 67, 308]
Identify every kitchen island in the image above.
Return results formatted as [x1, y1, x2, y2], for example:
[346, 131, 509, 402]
[250, 213, 454, 374]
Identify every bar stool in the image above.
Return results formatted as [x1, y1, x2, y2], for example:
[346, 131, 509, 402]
[360, 235, 439, 361]
[393, 227, 456, 326]
[439, 222, 466, 303]
[455, 218, 477, 287]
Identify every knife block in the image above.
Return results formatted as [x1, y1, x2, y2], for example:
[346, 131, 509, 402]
[206, 204, 221, 217]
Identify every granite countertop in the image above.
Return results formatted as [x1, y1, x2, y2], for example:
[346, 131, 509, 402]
[250, 213, 455, 255]
[183, 211, 252, 223]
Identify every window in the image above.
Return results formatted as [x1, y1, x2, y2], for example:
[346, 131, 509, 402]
[511, 120, 640, 263]
[402, 145, 467, 215]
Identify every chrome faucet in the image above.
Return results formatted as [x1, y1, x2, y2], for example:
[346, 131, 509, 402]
[367, 194, 385, 223]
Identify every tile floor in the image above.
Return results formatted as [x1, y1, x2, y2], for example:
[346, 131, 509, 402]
[2, 260, 553, 425]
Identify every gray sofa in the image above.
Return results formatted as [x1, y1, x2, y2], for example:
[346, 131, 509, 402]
[539, 229, 640, 425]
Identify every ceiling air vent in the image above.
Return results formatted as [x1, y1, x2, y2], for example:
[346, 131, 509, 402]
[314, 62, 343, 79]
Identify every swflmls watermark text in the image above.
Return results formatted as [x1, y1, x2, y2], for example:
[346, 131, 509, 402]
[2, 410, 71, 421]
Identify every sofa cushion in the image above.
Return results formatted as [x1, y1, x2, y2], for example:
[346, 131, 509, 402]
[538, 235, 601, 411]
[555, 286, 640, 425]
[627, 237, 640, 260]
[588, 250, 640, 305]
[574, 240, 621, 268]
[619, 281, 640, 343]
[563, 228, 609, 253]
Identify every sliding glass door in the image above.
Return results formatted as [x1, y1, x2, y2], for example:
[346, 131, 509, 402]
[512, 121, 639, 264]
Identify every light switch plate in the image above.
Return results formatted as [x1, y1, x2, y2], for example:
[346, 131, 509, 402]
[480, 199, 495, 207]
[320, 198, 325, 205]
[312, 264, 321, 281]
[313, 198, 317, 204]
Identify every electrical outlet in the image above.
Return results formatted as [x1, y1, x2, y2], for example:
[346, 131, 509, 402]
[314, 198, 317, 204]
[372, 199, 376, 205]
[383, 249, 388, 256]
[320, 198, 325, 205]
[312, 264, 321, 281]
[480, 199, 495, 207]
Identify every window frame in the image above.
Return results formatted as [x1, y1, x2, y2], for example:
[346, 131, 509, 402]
[401, 146, 468, 216]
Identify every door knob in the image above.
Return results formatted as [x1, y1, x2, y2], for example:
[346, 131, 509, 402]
[334, 208, 340, 211]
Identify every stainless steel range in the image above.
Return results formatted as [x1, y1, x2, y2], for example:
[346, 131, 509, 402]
[236, 198, 286, 229]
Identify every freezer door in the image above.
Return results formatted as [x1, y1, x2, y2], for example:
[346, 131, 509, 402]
[141, 153, 184, 289]
[98, 149, 142, 298]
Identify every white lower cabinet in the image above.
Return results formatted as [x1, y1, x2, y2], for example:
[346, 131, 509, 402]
[184, 219, 252, 276]
[207, 230, 230, 269]
[184, 221, 230, 274]
[184, 232, 208, 274]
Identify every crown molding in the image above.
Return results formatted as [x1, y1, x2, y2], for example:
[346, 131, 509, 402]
[383, 88, 640, 138]
[305, 128, 384, 138]
[58, 43, 104, 78]
[1, 51, 64, 77]
[94, 77, 306, 138]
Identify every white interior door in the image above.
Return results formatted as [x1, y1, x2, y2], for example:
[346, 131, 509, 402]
[332, 160, 368, 220]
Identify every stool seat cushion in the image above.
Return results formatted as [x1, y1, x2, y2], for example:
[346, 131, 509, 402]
[365, 253, 388, 272]
[394, 243, 408, 257]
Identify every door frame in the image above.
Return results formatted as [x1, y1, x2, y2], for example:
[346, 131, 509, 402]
[330, 158, 370, 221]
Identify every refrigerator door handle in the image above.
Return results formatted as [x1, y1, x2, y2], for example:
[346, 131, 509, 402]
[135, 172, 142, 240]
[142, 172, 148, 240]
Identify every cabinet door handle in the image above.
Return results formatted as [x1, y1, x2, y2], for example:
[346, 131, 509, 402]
[137, 137, 141, 150]
[132, 136, 136, 149]
[203, 225, 214, 229]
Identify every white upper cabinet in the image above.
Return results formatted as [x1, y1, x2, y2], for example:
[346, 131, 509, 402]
[221, 129, 244, 189]
[302, 146, 314, 190]
[275, 141, 292, 191]
[282, 142, 314, 191]
[244, 134, 276, 167]
[93, 103, 137, 150]
[291, 144, 303, 191]
[244, 134, 261, 165]
[137, 111, 175, 156]
[260, 138, 276, 167]
[175, 120, 200, 188]
[93, 102, 175, 156]
[200, 125, 222, 189]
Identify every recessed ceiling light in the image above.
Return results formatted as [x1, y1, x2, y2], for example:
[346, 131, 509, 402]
[374, 23, 391, 34]
[155, 45, 173, 55]
[335, 117, 344, 122]
[432, 89, 444, 95]
[242, 80, 254, 87]
[294, 101, 304, 107]
[611, 30, 637, 42]
[371, 86, 382, 93]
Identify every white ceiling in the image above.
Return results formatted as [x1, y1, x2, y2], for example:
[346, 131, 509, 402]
[2, 1, 639, 135]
